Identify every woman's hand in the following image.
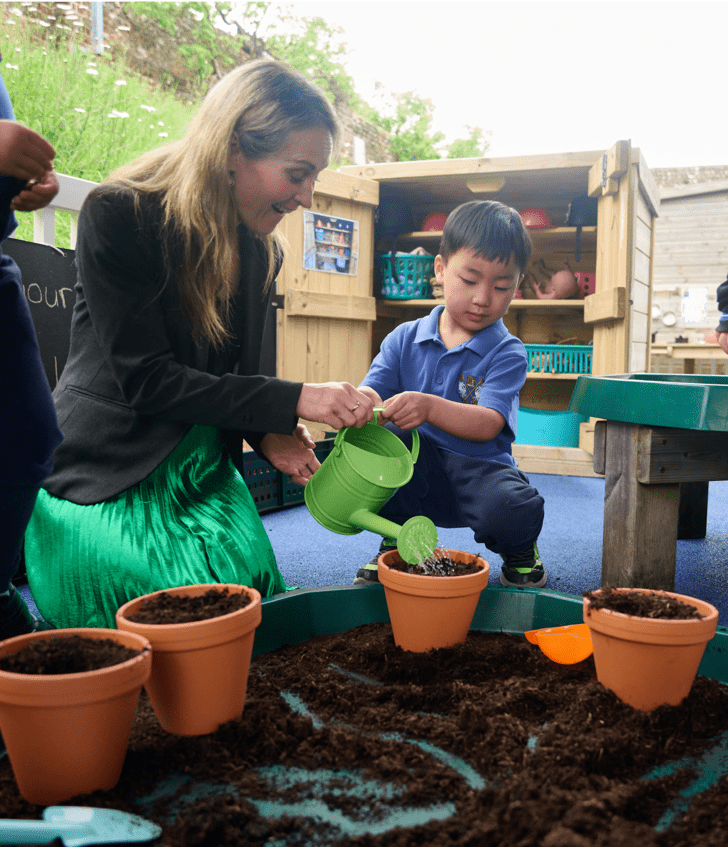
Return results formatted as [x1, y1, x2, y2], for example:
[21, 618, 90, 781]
[297, 382, 374, 431]
[260, 424, 319, 486]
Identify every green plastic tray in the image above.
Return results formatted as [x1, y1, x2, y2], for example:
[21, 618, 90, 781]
[256, 585, 728, 683]
[569, 373, 728, 431]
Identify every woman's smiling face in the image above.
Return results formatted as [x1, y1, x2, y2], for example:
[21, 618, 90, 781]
[227, 126, 333, 235]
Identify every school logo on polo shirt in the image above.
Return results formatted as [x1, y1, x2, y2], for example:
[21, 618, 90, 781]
[458, 374, 483, 404]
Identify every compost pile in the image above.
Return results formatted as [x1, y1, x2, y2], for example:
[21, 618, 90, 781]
[2, 622, 728, 846]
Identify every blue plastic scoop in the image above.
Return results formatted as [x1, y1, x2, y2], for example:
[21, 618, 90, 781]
[0, 806, 162, 846]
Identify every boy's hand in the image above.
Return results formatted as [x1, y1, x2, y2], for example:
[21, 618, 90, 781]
[0, 120, 56, 182]
[10, 168, 59, 212]
[718, 331, 728, 356]
[378, 391, 430, 430]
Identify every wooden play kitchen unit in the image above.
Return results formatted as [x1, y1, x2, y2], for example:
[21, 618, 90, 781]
[335, 140, 660, 477]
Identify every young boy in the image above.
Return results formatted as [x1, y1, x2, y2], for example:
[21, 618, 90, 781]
[354, 200, 546, 589]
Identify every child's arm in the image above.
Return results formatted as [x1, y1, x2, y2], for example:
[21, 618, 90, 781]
[0, 120, 58, 211]
[379, 391, 504, 443]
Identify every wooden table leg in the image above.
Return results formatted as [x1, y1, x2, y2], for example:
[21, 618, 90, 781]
[601, 421, 680, 590]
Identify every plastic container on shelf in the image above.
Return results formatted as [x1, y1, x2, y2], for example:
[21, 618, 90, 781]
[378, 254, 434, 299]
[524, 344, 592, 375]
[517, 407, 588, 448]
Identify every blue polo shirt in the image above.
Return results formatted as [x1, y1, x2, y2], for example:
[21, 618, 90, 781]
[362, 305, 527, 461]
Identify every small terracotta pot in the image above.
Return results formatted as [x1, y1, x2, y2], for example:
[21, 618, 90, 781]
[378, 549, 489, 653]
[0, 628, 151, 805]
[583, 588, 719, 712]
[116, 583, 261, 736]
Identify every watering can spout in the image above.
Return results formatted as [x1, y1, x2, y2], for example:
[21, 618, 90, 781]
[350, 511, 438, 565]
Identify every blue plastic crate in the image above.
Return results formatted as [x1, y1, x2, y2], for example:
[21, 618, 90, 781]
[524, 344, 592, 374]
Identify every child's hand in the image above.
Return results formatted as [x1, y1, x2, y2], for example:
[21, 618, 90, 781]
[378, 392, 430, 430]
[10, 168, 59, 212]
[0, 120, 56, 182]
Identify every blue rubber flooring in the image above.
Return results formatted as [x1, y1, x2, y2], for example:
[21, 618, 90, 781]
[260, 474, 728, 625]
[19, 475, 728, 625]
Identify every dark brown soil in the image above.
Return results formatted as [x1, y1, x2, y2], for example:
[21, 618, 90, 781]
[2, 623, 728, 846]
[0, 634, 142, 675]
[387, 551, 482, 576]
[126, 588, 252, 625]
[585, 588, 704, 620]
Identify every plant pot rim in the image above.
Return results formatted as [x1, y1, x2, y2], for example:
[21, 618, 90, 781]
[583, 588, 719, 644]
[0, 628, 151, 706]
[378, 550, 489, 597]
[116, 583, 262, 652]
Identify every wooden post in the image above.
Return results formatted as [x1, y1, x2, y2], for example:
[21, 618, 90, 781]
[601, 421, 679, 590]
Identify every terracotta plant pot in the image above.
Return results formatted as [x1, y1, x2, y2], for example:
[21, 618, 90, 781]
[116, 583, 262, 736]
[0, 628, 151, 805]
[378, 549, 489, 653]
[583, 588, 719, 712]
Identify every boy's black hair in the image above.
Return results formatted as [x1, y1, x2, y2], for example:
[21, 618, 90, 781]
[439, 200, 532, 275]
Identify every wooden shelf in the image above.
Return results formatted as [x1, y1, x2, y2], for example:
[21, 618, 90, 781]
[525, 372, 582, 380]
[396, 226, 597, 252]
[376, 299, 585, 317]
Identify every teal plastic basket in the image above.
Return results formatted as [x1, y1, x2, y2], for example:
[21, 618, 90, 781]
[378, 254, 434, 299]
[524, 344, 592, 374]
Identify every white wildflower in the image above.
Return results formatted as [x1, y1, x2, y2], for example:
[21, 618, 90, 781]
[4, 64, 19, 71]
[74, 107, 86, 113]
[108, 110, 130, 119]
[114, 79, 127, 86]
[140, 104, 156, 112]
[158, 132, 169, 138]
[157, 121, 164, 127]
[117, 25, 131, 31]
[36, 20, 51, 27]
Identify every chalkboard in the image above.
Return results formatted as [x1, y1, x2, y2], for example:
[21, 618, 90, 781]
[3, 237, 77, 389]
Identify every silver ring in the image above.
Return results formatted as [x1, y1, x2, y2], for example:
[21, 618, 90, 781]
[351, 402, 360, 411]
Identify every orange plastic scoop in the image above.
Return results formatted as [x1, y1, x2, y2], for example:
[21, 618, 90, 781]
[524, 623, 593, 664]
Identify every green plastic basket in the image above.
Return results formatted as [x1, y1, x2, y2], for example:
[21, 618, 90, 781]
[378, 254, 434, 299]
[525, 344, 592, 374]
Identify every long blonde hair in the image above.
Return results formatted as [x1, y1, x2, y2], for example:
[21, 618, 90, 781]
[105, 59, 340, 348]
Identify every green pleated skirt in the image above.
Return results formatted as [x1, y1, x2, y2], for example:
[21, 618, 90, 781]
[25, 425, 287, 629]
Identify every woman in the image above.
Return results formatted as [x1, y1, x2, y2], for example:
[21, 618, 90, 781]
[24, 60, 374, 628]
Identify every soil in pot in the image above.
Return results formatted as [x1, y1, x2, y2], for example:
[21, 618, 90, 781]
[0, 635, 142, 674]
[4, 623, 728, 845]
[584, 587, 703, 619]
[387, 549, 481, 576]
[125, 587, 252, 625]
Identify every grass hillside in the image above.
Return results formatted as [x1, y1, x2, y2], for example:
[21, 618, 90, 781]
[2, 4, 196, 245]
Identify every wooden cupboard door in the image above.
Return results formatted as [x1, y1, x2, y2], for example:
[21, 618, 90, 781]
[275, 169, 379, 430]
[586, 140, 659, 376]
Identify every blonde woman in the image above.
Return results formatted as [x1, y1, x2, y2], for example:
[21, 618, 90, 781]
[25, 60, 374, 628]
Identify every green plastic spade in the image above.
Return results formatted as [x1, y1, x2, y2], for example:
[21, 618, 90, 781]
[0, 806, 162, 846]
[305, 421, 438, 564]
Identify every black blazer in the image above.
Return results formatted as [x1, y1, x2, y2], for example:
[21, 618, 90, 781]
[45, 186, 302, 504]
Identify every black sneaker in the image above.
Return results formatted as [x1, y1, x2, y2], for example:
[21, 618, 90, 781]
[500, 543, 547, 589]
[353, 537, 398, 585]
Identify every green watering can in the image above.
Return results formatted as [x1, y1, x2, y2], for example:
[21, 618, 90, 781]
[304, 421, 438, 564]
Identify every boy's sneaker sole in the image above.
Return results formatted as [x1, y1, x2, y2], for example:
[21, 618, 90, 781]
[353, 540, 398, 585]
[499, 566, 547, 589]
[500, 543, 547, 589]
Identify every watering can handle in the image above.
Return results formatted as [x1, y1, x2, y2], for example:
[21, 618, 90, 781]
[410, 428, 420, 463]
